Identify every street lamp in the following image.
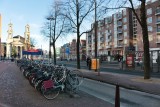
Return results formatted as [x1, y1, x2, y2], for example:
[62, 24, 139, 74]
[47, 16, 54, 64]
[122, 39, 127, 69]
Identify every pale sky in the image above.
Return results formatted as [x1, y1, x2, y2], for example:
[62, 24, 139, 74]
[0, 0, 80, 50]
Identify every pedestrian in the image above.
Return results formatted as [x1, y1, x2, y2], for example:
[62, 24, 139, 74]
[86, 57, 90, 67]
[88, 58, 91, 70]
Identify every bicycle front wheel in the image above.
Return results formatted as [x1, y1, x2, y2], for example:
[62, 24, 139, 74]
[65, 70, 83, 92]
[41, 86, 60, 100]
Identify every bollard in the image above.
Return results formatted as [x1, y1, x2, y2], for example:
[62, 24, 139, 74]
[115, 85, 120, 107]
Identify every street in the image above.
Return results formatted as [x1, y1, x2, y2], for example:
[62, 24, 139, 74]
[80, 78, 160, 107]
[0, 61, 113, 107]
[57, 61, 160, 78]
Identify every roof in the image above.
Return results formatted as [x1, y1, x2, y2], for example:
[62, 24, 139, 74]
[13, 35, 24, 39]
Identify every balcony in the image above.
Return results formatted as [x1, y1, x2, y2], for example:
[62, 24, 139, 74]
[155, 8, 160, 15]
[107, 32, 111, 36]
[117, 36, 123, 40]
[157, 29, 160, 33]
[117, 21, 122, 27]
[108, 37, 112, 42]
[106, 17, 112, 24]
[117, 13, 122, 20]
[133, 39, 137, 45]
[156, 35, 160, 43]
[156, 20, 160, 24]
[117, 44, 123, 47]
[106, 45, 111, 49]
[117, 29, 123, 34]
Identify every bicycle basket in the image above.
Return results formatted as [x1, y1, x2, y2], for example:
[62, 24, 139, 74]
[43, 80, 54, 90]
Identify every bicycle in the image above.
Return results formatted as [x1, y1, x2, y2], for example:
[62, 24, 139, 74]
[40, 66, 67, 100]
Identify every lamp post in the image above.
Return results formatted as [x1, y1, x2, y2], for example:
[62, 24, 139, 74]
[122, 39, 127, 70]
[47, 16, 54, 64]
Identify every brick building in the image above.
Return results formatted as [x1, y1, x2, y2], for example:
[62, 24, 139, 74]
[60, 39, 86, 61]
[86, 0, 160, 61]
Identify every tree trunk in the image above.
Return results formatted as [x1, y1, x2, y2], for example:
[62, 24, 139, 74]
[140, 0, 150, 79]
[53, 41, 56, 65]
[76, 0, 80, 69]
[77, 35, 80, 69]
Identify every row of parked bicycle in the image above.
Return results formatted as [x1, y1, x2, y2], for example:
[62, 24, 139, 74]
[16, 59, 83, 100]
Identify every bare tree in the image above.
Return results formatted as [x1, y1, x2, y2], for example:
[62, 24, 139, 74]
[129, 0, 150, 79]
[30, 37, 37, 48]
[62, 0, 105, 69]
[41, 1, 69, 65]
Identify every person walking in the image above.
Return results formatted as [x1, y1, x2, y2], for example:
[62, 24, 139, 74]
[86, 57, 91, 70]
[86, 57, 90, 67]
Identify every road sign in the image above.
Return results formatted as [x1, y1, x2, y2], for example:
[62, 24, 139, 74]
[65, 47, 70, 54]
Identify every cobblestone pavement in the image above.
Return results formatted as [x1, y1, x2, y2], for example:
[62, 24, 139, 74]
[0, 61, 113, 107]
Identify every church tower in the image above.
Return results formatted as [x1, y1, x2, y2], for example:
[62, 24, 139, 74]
[6, 22, 14, 58]
[7, 22, 13, 39]
[24, 24, 30, 50]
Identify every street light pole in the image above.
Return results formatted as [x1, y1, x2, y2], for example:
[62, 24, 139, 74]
[47, 16, 54, 64]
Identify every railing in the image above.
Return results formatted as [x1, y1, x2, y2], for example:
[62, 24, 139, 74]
[117, 29, 123, 33]
[108, 37, 112, 42]
[106, 45, 111, 49]
[156, 20, 160, 24]
[157, 29, 160, 33]
[117, 21, 122, 26]
[117, 36, 123, 40]
[117, 13, 122, 20]
[155, 9, 160, 15]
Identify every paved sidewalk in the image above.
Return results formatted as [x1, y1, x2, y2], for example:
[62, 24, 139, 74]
[0, 61, 114, 107]
[68, 67, 160, 96]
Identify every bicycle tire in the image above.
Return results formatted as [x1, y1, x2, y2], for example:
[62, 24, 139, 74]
[41, 85, 60, 100]
[71, 70, 84, 86]
[65, 70, 83, 92]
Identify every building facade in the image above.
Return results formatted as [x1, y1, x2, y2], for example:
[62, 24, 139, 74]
[133, 0, 160, 51]
[4, 23, 31, 58]
[86, 0, 160, 60]
[60, 39, 86, 61]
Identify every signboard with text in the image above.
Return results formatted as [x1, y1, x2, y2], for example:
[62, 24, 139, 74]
[126, 54, 134, 68]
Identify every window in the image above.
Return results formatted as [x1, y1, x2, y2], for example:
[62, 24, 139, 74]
[106, 25, 109, 28]
[157, 25, 160, 32]
[123, 17, 127, 23]
[147, 8, 152, 15]
[124, 39, 127, 45]
[123, 25, 127, 30]
[149, 35, 153, 41]
[124, 32, 127, 37]
[157, 16, 160, 22]
[123, 9, 126, 16]
[148, 26, 152, 32]
[147, 17, 152, 23]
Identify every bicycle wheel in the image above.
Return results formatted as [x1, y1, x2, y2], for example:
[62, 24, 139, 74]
[71, 70, 84, 86]
[41, 84, 60, 100]
[65, 70, 83, 92]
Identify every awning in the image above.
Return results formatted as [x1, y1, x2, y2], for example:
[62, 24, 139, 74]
[22, 49, 43, 55]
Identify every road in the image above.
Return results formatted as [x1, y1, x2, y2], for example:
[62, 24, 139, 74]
[57, 61, 160, 78]
[80, 78, 160, 107]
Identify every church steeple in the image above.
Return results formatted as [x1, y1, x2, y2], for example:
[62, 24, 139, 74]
[7, 22, 13, 39]
[24, 24, 30, 43]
